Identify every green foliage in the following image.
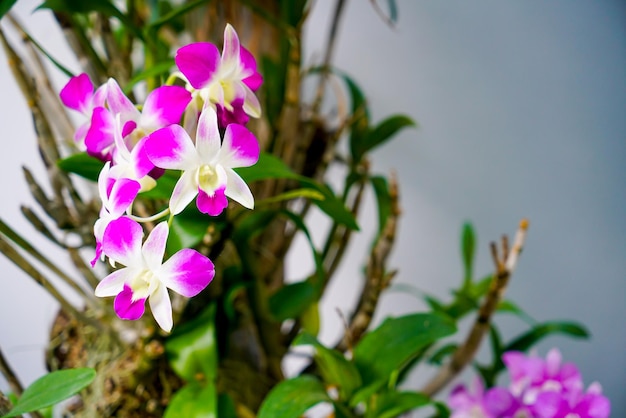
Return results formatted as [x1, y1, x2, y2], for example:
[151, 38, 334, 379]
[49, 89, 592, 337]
[370, 175, 392, 235]
[165, 304, 218, 382]
[351, 114, 416, 164]
[353, 313, 456, 385]
[461, 222, 476, 284]
[0, 0, 18, 20]
[165, 205, 217, 254]
[366, 391, 430, 418]
[1, 368, 96, 418]
[257, 375, 330, 418]
[268, 281, 317, 321]
[163, 381, 217, 418]
[57, 152, 104, 182]
[293, 333, 362, 400]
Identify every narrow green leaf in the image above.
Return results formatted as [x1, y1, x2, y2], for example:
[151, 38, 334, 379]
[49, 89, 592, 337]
[257, 375, 330, 418]
[0, 0, 18, 20]
[504, 321, 590, 353]
[147, 0, 207, 30]
[354, 114, 415, 162]
[368, 391, 430, 418]
[256, 188, 325, 206]
[140, 170, 179, 200]
[57, 152, 104, 182]
[353, 313, 456, 385]
[428, 343, 458, 365]
[461, 222, 476, 284]
[386, 0, 398, 24]
[497, 300, 536, 325]
[123, 59, 175, 94]
[165, 304, 217, 382]
[163, 381, 217, 418]
[293, 333, 362, 400]
[268, 281, 316, 321]
[369, 176, 391, 236]
[165, 205, 215, 254]
[3, 368, 95, 417]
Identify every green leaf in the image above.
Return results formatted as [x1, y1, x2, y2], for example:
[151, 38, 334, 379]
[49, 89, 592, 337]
[0, 0, 18, 20]
[165, 204, 215, 254]
[497, 300, 536, 325]
[369, 176, 392, 236]
[163, 381, 217, 418]
[165, 304, 217, 382]
[461, 222, 476, 284]
[353, 114, 415, 162]
[236, 153, 359, 230]
[257, 375, 330, 418]
[2, 368, 95, 417]
[428, 343, 458, 366]
[269, 281, 317, 321]
[293, 333, 362, 400]
[256, 188, 325, 206]
[367, 391, 430, 418]
[57, 152, 104, 182]
[146, 0, 207, 30]
[124, 59, 175, 94]
[280, 0, 308, 26]
[504, 321, 589, 353]
[353, 313, 456, 385]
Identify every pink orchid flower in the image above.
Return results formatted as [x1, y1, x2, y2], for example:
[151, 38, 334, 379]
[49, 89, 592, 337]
[175, 24, 262, 125]
[59, 73, 107, 145]
[145, 105, 259, 216]
[95, 217, 214, 332]
[85, 78, 191, 157]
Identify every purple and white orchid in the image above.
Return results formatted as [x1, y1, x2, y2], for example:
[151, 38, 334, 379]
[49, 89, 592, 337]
[175, 23, 262, 126]
[59, 73, 107, 145]
[95, 217, 214, 332]
[145, 105, 259, 216]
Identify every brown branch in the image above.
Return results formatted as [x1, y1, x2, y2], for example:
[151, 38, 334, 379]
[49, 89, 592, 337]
[0, 388, 17, 416]
[0, 345, 23, 397]
[420, 219, 530, 397]
[336, 174, 401, 351]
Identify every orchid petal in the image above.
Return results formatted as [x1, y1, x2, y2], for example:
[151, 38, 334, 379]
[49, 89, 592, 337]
[240, 47, 263, 91]
[130, 136, 156, 179]
[94, 268, 131, 297]
[114, 285, 146, 320]
[224, 168, 254, 209]
[148, 283, 173, 332]
[106, 78, 139, 121]
[242, 83, 262, 118]
[141, 85, 191, 130]
[108, 178, 141, 217]
[219, 123, 259, 168]
[160, 249, 214, 297]
[102, 217, 143, 266]
[146, 125, 200, 170]
[59, 73, 93, 114]
[169, 169, 199, 215]
[221, 24, 241, 72]
[195, 106, 221, 162]
[197, 187, 228, 215]
[175, 43, 220, 89]
[85, 107, 116, 155]
[142, 222, 168, 271]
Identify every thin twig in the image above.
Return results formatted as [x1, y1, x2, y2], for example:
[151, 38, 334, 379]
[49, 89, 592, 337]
[336, 174, 401, 351]
[0, 345, 23, 397]
[420, 219, 530, 397]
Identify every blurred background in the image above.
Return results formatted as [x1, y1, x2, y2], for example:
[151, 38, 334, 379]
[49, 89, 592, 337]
[1, 0, 624, 415]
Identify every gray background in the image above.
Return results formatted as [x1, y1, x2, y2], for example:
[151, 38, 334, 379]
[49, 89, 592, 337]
[1, 0, 624, 415]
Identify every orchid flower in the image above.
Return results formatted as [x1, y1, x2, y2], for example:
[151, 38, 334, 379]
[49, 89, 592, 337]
[59, 73, 107, 145]
[145, 105, 259, 216]
[95, 217, 214, 332]
[85, 79, 191, 157]
[92, 162, 141, 266]
[175, 24, 262, 125]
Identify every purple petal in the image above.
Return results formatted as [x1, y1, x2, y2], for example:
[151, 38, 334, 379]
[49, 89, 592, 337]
[175, 42, 220, 89]
[484, 387, 518, 417]
[102, 217, 143, 266]
[149, 284, 172, 332]
[195, 106, 221, 162]
[141, 85, 191, 130]
[160, 249, 214, 297]
[240, 47, 263, 91]
[142, 222, 168, 271]
[146, 125, 200, 170]
[216, 101, 249, 129]
[59, 73, 93, 114]
[197, 187, 228, 215]
[219, 123, 259, 168]
[108, 177, 141, 217]
[85, 107, 116, 155]
[130, 136, 156, 179]
[114, 284, 146, 320]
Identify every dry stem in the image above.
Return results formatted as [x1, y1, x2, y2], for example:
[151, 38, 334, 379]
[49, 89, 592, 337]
[420, 219, 530, 397]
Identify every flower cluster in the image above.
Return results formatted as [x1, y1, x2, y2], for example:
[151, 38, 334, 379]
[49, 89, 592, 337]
[59, 24, 262, 332]
[449, 348, 610, 418]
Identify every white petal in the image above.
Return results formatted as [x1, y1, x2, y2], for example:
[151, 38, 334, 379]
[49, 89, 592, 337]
[149, 284, 173, 332]
[224, 168, 254, 209]
[169, 169, 199, 215]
